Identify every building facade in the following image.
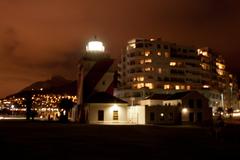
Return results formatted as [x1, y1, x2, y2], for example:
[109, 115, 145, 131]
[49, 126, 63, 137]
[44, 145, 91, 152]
[85, 92, 128, 124]
[144, 91, 212, 125]
[115, 38, 238, 112]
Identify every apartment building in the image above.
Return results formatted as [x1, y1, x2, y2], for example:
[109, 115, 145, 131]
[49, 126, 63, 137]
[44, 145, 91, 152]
[115, 38, 238, 112]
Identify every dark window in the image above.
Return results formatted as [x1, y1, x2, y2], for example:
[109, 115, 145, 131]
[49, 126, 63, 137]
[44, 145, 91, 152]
[136, 43, 144, 48]
[113, 111, 118, 120]
[150, 112, 155, 121]
[157, 44, 161, 49]
[189, 112, 194, 122]
[197, 99, 202, 108]
[98, 110, 104, 121]
[189, 99, 194, 108]
[197, 112, 202, 122]
[164, 45, 168, 49]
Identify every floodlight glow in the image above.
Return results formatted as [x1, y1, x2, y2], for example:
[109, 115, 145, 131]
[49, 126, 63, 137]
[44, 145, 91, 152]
[111, 104, 119, 111]
[182, 108, 188, 114]
[86, 41, 105, 53]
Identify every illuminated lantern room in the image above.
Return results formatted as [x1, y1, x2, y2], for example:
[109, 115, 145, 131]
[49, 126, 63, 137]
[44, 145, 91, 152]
[86, 38, 105, 53]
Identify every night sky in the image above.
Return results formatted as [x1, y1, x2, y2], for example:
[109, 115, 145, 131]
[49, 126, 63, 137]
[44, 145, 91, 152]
[0, 0, 240, 98]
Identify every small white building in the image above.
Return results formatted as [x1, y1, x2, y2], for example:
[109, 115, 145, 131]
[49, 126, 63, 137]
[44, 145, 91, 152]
[85, 92, 128, 124]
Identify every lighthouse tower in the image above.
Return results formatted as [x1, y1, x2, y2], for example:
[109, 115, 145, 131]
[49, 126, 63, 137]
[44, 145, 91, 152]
[73, 38, 115, 122]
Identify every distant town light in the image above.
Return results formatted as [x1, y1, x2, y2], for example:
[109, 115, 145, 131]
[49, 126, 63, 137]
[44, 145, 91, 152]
[86, 41, 105, 53]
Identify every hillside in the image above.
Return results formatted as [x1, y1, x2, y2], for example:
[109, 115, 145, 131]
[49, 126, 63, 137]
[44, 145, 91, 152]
[7, 76, 77, 98]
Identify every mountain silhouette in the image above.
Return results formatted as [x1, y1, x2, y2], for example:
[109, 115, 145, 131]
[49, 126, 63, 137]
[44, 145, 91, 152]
[6, 76, 77, 98]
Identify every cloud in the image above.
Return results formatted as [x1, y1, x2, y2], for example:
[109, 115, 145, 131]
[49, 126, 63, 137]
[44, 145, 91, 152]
[0, 0, 240, 97]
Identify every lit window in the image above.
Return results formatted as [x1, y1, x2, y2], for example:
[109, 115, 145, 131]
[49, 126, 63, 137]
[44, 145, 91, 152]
[165, 52, 170, 58]
[113, 111, 118, 120]
[175, 85, 180, 90]
[186, 85, 191, 90]
[145, 59, 152, 63]
[170, 62, 177, 67]
[229, 83, 233, 87]
[197, 49, 209, 57]
[145, 83, 153, 89]
[158, 68, 162, 74]
[216, 62, 225, 70]
[137, 83, 144, 89]
[129, 43, 136, 49]
[137, 77, 144, 81]
[157, 52, 161, 56]
[140, 60, 144, 64]
[181, 85, 185, 90]
[203, 85, 210, 89]
[216, 69, 224, 76]
[164, 84, 170, 90]
[201, 63, 210, 70]
[145, 51, 151, 56]
[145, 68, 151, 72]
[202, 51, 209, 57]
[145, 67, 154, 72]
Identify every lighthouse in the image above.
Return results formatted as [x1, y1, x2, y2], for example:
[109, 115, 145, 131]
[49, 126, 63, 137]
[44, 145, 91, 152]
[73, 38, 115, 122]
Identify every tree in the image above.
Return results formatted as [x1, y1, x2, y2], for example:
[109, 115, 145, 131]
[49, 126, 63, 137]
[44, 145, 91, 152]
[23, 93, 33, 120]
[58, 98, 74, 123]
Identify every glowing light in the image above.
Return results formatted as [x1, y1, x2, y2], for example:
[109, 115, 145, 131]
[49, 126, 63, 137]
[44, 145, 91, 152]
[86, 41, 105, 53]
[164, 84, 170, 90]
[112, 104, 119, 111]
[170, 62, 176, 67]
[160, 113, 164, 117]
[145, 83, 153, 89]
[203, 85, 210, 89]
[186, 85, 191, 90]
[175, 85, 180, 90]
[145, 51, 151, 56]
[145, 59, 152, 63]
[182, 108, 188, 114]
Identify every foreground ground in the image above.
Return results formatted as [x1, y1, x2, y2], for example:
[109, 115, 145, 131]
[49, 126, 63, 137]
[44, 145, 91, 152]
[0, 120, 239, 160]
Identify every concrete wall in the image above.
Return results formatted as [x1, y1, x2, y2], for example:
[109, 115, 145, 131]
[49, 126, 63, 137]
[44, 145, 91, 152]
[145, 105, 181, 124]
[86, 103, 128, 124]
[140, 99, 164, 106]
[127, 105, 146, 124]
